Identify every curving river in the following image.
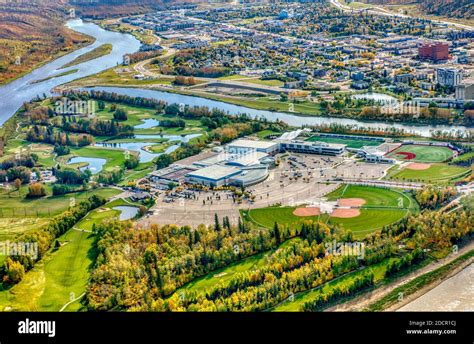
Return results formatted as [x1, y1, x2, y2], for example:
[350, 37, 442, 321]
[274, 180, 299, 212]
[0, 19, 471, 138]
[85, 87, 472, 138]
[0, 19, 141, 126]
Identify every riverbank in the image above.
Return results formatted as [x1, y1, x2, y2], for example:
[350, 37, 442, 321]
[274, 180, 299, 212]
[324, 241, 474, 311]
[0, 20, 96, 86]
[62, 70, 473, 128]
[58, 84, 471, 138]
[394, 259, 473, 311]
[0, 19, 141, 126]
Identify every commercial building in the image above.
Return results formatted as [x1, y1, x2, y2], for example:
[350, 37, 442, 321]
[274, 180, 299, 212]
[279, 140, 345, 156]
[418, 42, 449, 62]
[227, 139, 280, 155]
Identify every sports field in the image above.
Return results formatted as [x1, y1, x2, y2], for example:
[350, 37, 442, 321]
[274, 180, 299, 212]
[243, 185, 417, 239]
[389, 163, 470, 183]
[306, 135, 383, 149]
[387, 145, 454, 163]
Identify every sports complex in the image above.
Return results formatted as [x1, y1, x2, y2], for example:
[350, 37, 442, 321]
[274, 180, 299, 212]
[242, 184, 418, 239]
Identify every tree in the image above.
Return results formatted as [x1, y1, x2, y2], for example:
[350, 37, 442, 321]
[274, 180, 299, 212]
[273, 222, 281, 245]
[3, 258, 25, 284]
[214, 213, 221, 232]
[114, 108, 128, 121]
[14, 178, 21, 194]
[26, 183, 46, 198]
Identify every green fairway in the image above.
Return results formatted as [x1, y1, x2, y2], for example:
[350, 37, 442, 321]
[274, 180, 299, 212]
[389, 163, 470, 183]
[243, 185, 417, 239]
[93, 101, 208, 136]
[0, 229, 94, 311]
[65, 146, 128, 172]
[387, 145, 454, 163]
[0, 197, 131, 311]
[306, 135, 383, 149]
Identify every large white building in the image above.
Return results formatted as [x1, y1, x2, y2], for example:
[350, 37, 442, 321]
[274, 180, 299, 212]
[227, 139, 280, 155]
[279, 140, 345, 156]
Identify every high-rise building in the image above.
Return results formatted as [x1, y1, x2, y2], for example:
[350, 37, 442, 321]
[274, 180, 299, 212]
[436, 68, 462, 87]
[418, 42, 449, 61]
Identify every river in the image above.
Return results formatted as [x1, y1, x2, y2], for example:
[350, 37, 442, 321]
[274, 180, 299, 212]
[85, 87, 471, 138]
[0, 19, 471, 138]
[0, 19, 141, 126]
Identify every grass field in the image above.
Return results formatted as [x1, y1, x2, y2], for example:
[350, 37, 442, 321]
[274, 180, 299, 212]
[387, 145, 454, 163]
[388, 163, 470, 183]
[243, 185, 417, 239]
[64, 146, 128, 172]
[0, 229, 94, 311]
[0, 187, 121, 240]
[306, 135, 383, 149]
[0, 197, 131, 311]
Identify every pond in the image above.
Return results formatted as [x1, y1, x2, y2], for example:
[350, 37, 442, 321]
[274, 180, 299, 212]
[134, 119, 160, 129]
[114, 206, 140, 221]
[96, 133, 202, 163]
[68, 157, 106, 174]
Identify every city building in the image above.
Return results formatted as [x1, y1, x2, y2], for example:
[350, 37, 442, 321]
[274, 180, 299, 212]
[418, 42, 449, 61]
[436, 68, 463, 87]
[455, 81, 474, 100]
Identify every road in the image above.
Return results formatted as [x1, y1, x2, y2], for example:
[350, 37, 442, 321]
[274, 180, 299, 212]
[325, 240, 474, 311]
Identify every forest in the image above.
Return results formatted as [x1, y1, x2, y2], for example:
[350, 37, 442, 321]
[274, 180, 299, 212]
[86, 203, 473, 311]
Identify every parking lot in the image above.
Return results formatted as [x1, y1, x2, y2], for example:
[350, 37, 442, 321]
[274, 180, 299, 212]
[138, 152, 392, 227]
